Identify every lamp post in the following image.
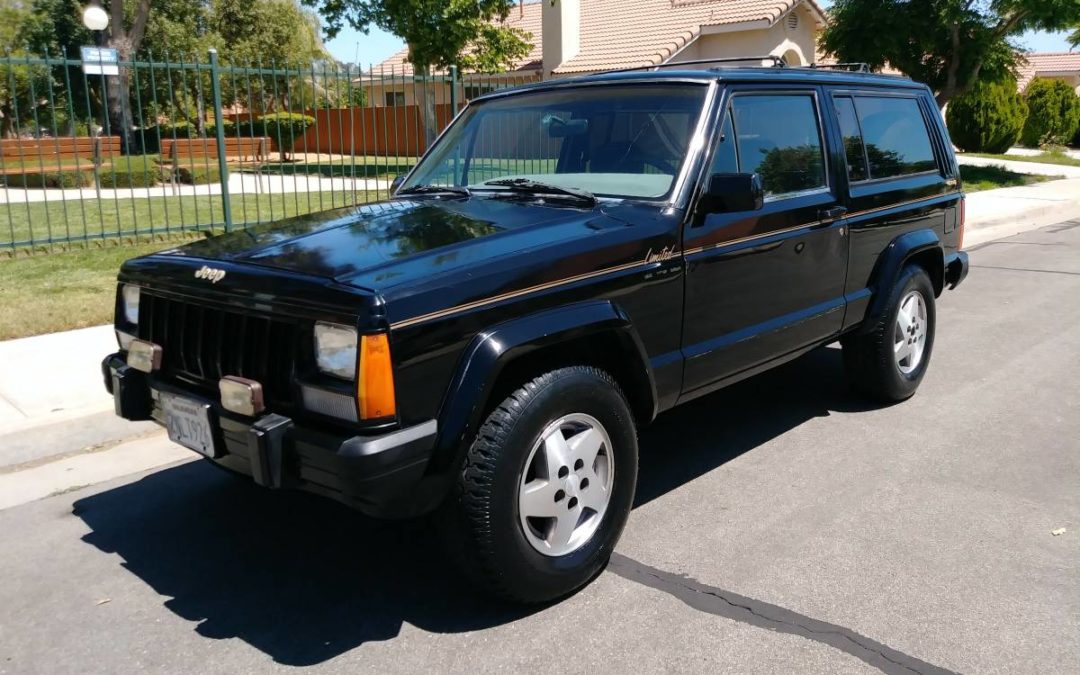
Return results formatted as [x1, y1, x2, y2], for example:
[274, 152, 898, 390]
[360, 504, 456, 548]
[82, 1, 110, 186]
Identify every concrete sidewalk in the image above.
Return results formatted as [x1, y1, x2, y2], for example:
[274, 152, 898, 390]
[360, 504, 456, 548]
[1, 177, 1078, 466]
[957, 154, 1080, 179]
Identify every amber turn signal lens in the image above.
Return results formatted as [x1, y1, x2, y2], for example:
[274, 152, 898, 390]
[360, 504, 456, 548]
[358, 334, 396, 419]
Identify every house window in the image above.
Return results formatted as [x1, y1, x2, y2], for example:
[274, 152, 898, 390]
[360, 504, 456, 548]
[384, 91, 406, 106]
[852, 96, 937, 178]
[727, 93, 827, 197]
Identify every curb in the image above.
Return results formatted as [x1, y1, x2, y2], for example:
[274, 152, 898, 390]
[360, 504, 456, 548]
[965, 198, 1080, 248]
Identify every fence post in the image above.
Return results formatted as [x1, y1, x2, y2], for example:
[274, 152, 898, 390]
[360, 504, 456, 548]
[208, 48, 233, 232]
[449, 65, 459, 115]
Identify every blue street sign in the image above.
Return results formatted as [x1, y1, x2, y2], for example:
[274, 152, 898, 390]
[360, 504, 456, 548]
[80, 46, 120, 75]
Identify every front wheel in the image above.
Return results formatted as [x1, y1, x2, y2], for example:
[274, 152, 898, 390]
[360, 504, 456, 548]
[842, 265, 936, 402]
[441, 366, 638, 603]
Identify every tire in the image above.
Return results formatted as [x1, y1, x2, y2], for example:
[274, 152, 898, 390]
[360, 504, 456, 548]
[842, 264, 936, 402]
[441, 366, 638, 603]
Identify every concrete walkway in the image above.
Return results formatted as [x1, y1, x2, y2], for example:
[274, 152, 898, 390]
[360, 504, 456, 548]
[957, 154, 1080, 178]
[1005, 147, 1080, 161]
[0, 173, 391, 204]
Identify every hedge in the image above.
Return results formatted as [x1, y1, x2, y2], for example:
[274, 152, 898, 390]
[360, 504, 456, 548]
[137, 120, 237, 153]
[1021, 78, 1080, 148]
[946, 80, 1028, 153]
[3, 169, 93, 189]
[97, 166, 164, 188]
[174, 165, 221, 185]
[256, 113, 315, 156]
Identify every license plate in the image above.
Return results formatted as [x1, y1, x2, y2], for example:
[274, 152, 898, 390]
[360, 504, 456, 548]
[162, 393, 217, 457]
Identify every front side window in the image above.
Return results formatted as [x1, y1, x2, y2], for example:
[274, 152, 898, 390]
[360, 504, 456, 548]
[727, 94, 827, 197]
[853, 96, 937, 179]
[402, 84, 709, 200]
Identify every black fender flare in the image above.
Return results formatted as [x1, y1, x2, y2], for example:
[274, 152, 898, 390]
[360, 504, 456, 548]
[429, 300, 657, 468]
[861, 228, 944, 332]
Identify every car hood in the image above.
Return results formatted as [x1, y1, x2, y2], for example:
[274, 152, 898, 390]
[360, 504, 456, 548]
[157, 196, 632, 289]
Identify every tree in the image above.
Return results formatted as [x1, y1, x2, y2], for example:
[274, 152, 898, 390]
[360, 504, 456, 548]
[1020, 78, 1080, 147]
[946, 78, 1028, 152]
[301, 0, 531, 142]
[820, 0, 1080, 108]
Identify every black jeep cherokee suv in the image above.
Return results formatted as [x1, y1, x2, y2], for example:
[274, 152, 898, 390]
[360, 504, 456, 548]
[103, 65, 968, 602]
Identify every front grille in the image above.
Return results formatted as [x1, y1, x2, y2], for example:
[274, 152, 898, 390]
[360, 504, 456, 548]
[138, 292, 308, 407]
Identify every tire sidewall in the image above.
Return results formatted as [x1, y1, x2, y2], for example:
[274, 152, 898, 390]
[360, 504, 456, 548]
[486, 370, 637, 597]
[886, 267, 936, 394]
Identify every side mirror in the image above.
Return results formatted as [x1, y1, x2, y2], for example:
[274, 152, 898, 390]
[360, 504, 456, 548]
[390, 175, 405, 194]
[700, 173, 764, 213]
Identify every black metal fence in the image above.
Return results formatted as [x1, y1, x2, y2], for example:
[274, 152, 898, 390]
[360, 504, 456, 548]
[0, 49, 537, 252]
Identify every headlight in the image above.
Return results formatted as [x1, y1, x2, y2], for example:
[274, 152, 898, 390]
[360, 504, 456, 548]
[314, 321, 358, 379]
[121, 285, 140, 325]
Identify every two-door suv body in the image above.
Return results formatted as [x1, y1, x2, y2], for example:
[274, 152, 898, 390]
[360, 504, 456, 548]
[104, 62, 968, 602]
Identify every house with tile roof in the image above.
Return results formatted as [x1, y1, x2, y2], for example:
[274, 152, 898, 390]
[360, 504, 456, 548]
[361, 0, 827, 106]
[1017, 52, 1080, 95]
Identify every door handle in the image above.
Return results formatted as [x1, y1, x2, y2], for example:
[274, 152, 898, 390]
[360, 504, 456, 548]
[818, 206, 847, 222]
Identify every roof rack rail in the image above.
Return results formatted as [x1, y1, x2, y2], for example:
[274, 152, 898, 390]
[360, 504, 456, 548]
[605, 55, 787, 74]
[809, 62, 872, 73]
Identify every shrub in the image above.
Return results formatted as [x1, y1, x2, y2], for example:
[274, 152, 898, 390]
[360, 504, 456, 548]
[3, 169, 92, 188]
[97, 165, 163, 188]
[1021, 78, 1080, 148]
[946, 80, 1028, 153]
[174, 165, 221, 185]
[257, 112, 315, 158]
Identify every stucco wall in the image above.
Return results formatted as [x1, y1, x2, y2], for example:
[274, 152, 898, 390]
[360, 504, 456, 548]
[668, 4, 819, 67]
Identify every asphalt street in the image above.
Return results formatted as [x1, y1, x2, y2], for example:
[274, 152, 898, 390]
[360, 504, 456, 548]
[1, 222, 1078, 674]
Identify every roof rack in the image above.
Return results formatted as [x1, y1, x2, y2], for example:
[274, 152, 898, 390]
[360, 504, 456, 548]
[809, 62, 872, 73]
[606, 55, 787, 74]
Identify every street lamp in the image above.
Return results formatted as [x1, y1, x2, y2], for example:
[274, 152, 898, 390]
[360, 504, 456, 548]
[82, 3, 109, 32]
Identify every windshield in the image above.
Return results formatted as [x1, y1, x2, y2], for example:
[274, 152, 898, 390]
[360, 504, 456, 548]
[401, 83, 710, 200]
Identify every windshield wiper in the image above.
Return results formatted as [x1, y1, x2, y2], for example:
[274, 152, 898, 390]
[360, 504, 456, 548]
[483, 178, 597, 206]
[397, 184, 471, 198]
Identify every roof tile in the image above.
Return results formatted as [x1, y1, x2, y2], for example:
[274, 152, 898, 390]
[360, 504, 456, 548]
[372, 0, 826, 75]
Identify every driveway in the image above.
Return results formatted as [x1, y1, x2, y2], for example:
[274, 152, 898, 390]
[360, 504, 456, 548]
[1, 222, 1078, 674]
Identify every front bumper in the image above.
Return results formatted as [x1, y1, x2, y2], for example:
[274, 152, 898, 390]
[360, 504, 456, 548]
[945, 251, 969, 289]
[102, 353, 439, 518]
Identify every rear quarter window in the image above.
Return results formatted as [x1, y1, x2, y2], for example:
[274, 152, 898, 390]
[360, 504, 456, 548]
[851, 96, 938, 180]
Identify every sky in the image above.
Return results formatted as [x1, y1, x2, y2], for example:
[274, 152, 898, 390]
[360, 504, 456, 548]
[323, 10, 1075, 68]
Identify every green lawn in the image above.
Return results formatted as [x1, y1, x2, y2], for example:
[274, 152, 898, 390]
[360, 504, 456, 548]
[0, 237, 199, 340]
[960, 164, 1060, 192]
[1, 190, 380, 248]
[0, 190, 379, 339]
[965, 150, 1080, 168]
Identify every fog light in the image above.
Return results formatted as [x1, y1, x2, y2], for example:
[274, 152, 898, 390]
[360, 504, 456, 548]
[300, 384, 358, 422]
[219, 376, 265, 416]
[127, 339, 162, 373]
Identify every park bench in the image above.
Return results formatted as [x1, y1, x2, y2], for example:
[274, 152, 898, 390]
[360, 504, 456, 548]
[160, 137, 271, 165]
[0, 136, 121, 174]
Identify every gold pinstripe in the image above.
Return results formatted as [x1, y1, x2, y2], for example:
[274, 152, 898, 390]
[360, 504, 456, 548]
[389, 193, 955, 330]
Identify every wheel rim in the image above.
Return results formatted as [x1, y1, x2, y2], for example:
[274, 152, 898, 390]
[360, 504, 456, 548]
[894, 290, 928, 375]
[517, 413, 615, 557]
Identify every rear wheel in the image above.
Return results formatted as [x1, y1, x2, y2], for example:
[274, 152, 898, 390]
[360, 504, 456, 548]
[842, 265, 936, 402]
[441, 366, 638, 603]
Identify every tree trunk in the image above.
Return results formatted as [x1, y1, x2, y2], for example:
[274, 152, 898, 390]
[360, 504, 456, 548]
[412, 58, 438, 150]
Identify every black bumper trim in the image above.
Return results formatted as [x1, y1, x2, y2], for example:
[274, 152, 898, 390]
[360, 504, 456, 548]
[945, 251, 969, 289]
[102, 352, 439, 517]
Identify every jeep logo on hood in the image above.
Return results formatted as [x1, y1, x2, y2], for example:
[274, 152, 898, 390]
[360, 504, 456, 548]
[194, 265, 226, 283]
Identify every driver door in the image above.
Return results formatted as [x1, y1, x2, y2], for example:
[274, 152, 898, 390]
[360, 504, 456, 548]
[680, 86, 848, 398]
